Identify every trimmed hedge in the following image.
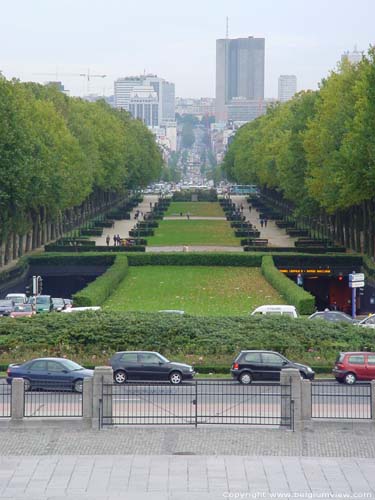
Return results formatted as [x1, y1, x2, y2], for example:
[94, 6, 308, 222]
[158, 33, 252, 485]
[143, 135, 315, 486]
[28, 253, 116, 266]
[126, 253, 263, 267]
[261, 255, 315, 314]
[80, 228, 103, 237]
[44, 245, 145, 253]
[73, 255, 129, 306]
[244, 246, 346, 253]
[0, 256, 29, 287]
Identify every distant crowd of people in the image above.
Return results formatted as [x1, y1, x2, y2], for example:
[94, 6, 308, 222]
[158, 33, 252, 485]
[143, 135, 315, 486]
[106, 234, 122, 246]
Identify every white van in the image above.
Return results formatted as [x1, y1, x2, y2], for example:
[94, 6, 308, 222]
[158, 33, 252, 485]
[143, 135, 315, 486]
[5, 293, 27, 304]
[250, 305, 298, 318]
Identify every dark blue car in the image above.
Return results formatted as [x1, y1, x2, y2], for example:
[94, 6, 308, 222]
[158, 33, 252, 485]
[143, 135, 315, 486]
[7, 357, 93, 393]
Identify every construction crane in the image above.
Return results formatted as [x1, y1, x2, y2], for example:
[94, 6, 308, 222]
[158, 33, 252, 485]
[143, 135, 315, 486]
[32, 69, 107, 94]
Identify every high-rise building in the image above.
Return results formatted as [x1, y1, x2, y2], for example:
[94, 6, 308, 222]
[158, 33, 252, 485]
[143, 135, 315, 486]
[114, 74, 175, 127]
[216, 36, 265, 122]
[278, 75, 297, 102]
[128, 86, 159, 127]
[341, 47, 362, 65]
[114, 76, 143, 110]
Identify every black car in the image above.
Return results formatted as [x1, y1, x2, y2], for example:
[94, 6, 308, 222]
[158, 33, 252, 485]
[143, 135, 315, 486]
[109, 351, 195, 385]
[0, 300, 14, 317]
[52, 298, 66, 312]
[231, 350, 315, 384]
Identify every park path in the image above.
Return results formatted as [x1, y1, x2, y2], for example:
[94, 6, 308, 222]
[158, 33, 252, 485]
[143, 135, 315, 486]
[231, 195, 297, 247]
[92, 195, 158, 246]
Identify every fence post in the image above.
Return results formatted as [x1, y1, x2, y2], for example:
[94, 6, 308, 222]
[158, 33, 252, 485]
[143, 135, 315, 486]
[82, 377, 93, 426]
[371, 380, 375, 421]
[11, 378, 24, 421]
[301, 379, 312, 425]
[92, 366, 113, 429]
[280, 369, 302, 431]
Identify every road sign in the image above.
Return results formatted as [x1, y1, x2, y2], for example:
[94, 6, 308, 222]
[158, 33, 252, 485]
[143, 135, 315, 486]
[349, 281, 365, 288]
[349, 273, 365, 282]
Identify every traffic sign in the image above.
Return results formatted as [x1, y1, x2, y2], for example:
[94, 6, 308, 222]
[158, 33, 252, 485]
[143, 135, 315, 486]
[349, 281, 365, 288]
[349, 273, 365, 282]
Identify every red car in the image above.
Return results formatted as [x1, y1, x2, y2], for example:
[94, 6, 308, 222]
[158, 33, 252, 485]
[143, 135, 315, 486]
[10, 304, 35, 318]
[333, 352, 375, 384]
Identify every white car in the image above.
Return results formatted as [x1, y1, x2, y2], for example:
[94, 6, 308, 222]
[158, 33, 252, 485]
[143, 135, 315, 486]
[61, 306, 101, 313]
[250, 305, 298, 318]
[358, 315, 375, 328]
[5, 293, 27, 304]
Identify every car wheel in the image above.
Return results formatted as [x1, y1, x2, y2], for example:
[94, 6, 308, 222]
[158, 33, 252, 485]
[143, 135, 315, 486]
[23, 378, 31, 391]
[73, 379, 83, 393]
[169, 371, 182, 385]
[344, 372, 357, 385]
[114, 370, 127, 384]
[239, 372, 252, 385]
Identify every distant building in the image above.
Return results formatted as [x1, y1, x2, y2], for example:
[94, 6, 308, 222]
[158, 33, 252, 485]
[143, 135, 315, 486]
[341, 47, 363, 65]
[278, 75, 297, 103]
[175, 97, 216, 117]
[128, 85, 159, 127]
[114, 74, 175, 126]
[114, 76, 143, 110]
[45, 81, 69, 95]
[226, 97, 276, 122]
[216, 36, 265, 122]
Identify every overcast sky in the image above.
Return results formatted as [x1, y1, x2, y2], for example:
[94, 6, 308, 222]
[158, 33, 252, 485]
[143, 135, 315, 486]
[1, 0, 374, 98]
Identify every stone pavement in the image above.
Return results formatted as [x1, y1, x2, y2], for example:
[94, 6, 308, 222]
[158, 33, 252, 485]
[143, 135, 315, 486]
[231, 195, 296, 248]
[1, 427, 375, 499]
[92, 195, 158, 246]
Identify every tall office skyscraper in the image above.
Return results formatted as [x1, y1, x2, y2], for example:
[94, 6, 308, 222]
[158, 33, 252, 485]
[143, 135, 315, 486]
[216, 36, 265, 122]
[278, 75, 297, 102]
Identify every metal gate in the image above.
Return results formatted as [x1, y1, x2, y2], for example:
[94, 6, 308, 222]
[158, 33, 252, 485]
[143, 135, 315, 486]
[100, 380, 293, 429]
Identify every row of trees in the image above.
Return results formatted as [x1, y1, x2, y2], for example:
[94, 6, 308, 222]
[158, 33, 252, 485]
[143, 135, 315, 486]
[0, 78, 163, 267]
[223, 47, 375, 256]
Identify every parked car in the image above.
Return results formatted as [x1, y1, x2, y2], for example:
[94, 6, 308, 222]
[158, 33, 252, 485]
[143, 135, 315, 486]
[52, 298, 66, 312]
[10, 304, 35, 318]
[308, 310, 356, 323]
[28, 295, 53, 313]
[231, 350, 315, 384]
[61, 306, 101, 313]
[63, 299, 73, 310]
[358, 315, 375, 328]
[250, 305, 298, 318]
[109, 351, 195, 385]
[333, 352, 375, 384]
[6, 357, 94, 392]
[0, 300, 15, 317]
[5, 293, 27, 304]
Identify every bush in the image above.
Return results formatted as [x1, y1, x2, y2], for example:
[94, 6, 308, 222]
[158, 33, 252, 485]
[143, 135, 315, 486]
[80, 228, 103, 237]
[127, 253, 263, 267]
[73, 255, 129, 306]
[0, 256, 29, 287]
[261, 255, 315, 314]
[28, 253, 116, 266]
[44, 245, 146, 253]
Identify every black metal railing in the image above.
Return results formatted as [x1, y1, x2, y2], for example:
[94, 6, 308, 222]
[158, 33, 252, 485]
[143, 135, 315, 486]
[0, 379, 11, 418]
[101, 380, 293, 428]
[24, 380, 83, 418]
[311, 381, 372, 419]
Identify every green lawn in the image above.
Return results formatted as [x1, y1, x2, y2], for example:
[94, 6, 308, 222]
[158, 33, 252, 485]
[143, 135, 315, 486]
[164, 202, 224, 217]
[103, 266, 285, 316]
[147, 220, 239, 246]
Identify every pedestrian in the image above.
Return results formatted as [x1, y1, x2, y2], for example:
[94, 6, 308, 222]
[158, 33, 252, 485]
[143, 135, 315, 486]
[180, 212, 183, 217]
[116, 234, 121, 246]
[150, 202, 153, 209]
[186, 212, 190, 220]
[240, 204, 244, 212]
[264, 217, 268, 227]
[113, 235, 117, 246]
[106, 235, 110, 247]
[249, 205, 252, 213]
[260, 219, 264, 228]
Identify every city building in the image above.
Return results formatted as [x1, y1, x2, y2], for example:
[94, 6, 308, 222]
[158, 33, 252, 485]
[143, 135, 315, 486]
[114, 76, 143, 110]
[226, 97, 276, 122]
[216, 36, 265, 122]
[114, 74, 175, 126]
[341, 46, 363, 65]
[175, 97, 216, 118]
[278, 75, 297, 102]
[45, 81, 70, 95]
[128, 85, 159, 127]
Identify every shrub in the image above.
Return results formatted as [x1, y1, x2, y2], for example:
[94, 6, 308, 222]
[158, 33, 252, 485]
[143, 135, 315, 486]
[73, 255, 129, 306]
[261, 255, 315, 314]
[44, 245, 146, 253]
[28, 253, 116, 266]
[127, 252, 263, 267]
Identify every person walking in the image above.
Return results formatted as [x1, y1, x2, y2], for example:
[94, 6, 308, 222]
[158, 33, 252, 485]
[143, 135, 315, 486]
[260, 219, 264, 228]
[116, 234, 121, 246]
[106, 235, 110, 247]
[264, 217, 268, 227]
[113, 235, 117, 246]
[186, 212, 190, 220]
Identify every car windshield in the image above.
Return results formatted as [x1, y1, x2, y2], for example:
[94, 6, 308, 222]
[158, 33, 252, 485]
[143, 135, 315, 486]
[36, 296, 50, 304]
[0, 301, 12, 306]
[157, 354, 170, 363]
[53, 298, 64, 305]
[61, 360, 83, 371]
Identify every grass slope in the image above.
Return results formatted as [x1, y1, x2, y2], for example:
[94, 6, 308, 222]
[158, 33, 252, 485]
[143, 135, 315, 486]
[165, 202, 225, 217]
[103, 266, 285, 315]
[147, 220, 239, 246]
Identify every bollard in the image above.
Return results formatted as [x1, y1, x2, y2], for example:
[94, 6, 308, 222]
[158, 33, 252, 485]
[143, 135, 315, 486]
[280, 368, 303, 431]
[92, 367, 113, 429]
[11, 378, 24, 421]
